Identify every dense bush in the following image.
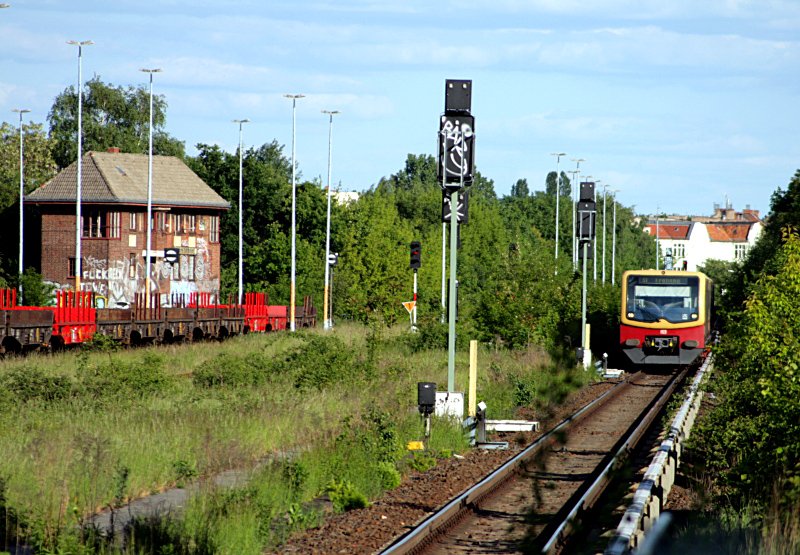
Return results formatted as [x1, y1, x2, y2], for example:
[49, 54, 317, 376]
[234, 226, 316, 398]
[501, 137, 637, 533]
[1, 366, 72, 403]
[280, 334, 363, 390]
[694, 229, 800, 509]
[192, 351, 276, 388]
[78, 351, 173, 399]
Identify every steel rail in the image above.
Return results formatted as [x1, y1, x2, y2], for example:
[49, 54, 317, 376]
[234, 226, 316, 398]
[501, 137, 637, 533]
[380, 374, 637, 555]
[540, 368, 688, 553]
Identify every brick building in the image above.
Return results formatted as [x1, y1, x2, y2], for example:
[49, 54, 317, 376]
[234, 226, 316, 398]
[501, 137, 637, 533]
[26, 149, 229, 307]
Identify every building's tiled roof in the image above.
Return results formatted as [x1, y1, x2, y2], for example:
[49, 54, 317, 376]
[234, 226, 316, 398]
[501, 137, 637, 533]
[26, 151, 230, 209]
[645, 222, 692, 240]
[706, 222, 754, 242]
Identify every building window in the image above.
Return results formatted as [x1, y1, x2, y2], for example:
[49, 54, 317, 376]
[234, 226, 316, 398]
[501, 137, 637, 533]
[68, 257, 80, 278]
[129, 212, 138, 231]
[129, 253, 136, 279]
[108, 212, 120, 238]
[734, 244, 748, 260]
[82, 210, 120, 238]
[172, 261, 180, 280]
[672, 242, 686, 259]
[210, 215, 220, 243]
[153, 212, 168, 233]
[179, 214, 196, 234]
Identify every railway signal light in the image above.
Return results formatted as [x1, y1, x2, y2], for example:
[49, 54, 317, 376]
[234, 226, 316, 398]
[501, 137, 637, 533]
[410, 241, 421, 269]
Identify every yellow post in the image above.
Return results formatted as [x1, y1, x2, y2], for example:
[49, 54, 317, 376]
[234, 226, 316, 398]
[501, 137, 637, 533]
[585, 323, 591, 350]
[469, 340, 478, 417]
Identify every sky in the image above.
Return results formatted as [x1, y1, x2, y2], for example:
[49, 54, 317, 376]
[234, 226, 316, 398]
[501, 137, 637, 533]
[1, 0, 799, 217]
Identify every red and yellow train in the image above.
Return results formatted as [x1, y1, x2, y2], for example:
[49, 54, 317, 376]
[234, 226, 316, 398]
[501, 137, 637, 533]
[0, 288, 316, 354]
[619, 269, 714, 367]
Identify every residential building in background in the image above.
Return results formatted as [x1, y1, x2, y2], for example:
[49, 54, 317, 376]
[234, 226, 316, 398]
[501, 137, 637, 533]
[643, 202, 762, 271]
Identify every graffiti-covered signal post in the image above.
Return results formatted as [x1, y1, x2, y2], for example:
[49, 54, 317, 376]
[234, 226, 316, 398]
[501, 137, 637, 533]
[438, 79, 474, 394]
[26, 149, 229, 308]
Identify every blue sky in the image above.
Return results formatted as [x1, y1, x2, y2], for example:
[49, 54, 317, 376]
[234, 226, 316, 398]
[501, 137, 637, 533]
[1, 0, 799, 217]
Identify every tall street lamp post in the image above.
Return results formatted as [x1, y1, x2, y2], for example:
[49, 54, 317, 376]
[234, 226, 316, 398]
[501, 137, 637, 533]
[13, 108, 30, 302]
[233, 119, 250, 305]
[322, 109, 339, 330]
[67, 40, 93, 293]
[610, 189, 620, 285]
[140, 68, 162, 308]
[602, 184, 609, 283]
[550, 152, 566, 275]
[284, 94, 304, 332]
[655, 206, 660, 270]
[570, 158, 585, 269]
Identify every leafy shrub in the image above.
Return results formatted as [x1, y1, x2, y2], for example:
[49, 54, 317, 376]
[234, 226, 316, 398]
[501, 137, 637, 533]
[81, 332, 120, 353]
[282, 334, 357, 390]
[694, 229, 800, 508]
[512, 374, 535, 407]
[78, 352, 172, 399]
[2, 366, 73, 403]
[407, 451, 436, 473]
[172, 459, 198, 487]
[192, 351, 275, 388]
[325, 480, 369, 512]
[282, 461, 309, 494]
[375, 461, 402, 490]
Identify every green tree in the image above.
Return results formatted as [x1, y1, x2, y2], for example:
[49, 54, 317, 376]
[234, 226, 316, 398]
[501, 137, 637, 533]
[0, 121, 58, 283]
[0, 121, 57, 210]
[510, 178, 529, 198]
[188, 141, 331, 306]
[18, 268, 56, 307]
[48, 76, 185, 169]
[726, 170, 800, 312]
[695, 229, 800, 510]
[335, 192, 413, 325]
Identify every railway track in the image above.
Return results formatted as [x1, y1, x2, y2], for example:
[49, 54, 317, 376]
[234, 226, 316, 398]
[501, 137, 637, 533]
[379, 369, 689, 555]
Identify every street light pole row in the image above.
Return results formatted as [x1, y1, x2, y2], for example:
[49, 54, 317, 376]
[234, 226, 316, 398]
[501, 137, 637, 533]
[67, 39, 93, 294]
[322, 109, 339, 330]
[283, 94, 304, 332]
[233, 118, 250, 306]
[140, 67, 161, 307]
[550, 151, 566, 276]
[13, 107, 30, 303]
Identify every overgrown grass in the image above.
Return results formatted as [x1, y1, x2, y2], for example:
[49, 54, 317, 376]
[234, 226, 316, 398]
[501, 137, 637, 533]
[0, 322, 592, 553]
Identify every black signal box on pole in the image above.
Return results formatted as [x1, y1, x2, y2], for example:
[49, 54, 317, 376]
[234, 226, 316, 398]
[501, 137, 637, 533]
[579, 181, 595, 202]
[410, 241, 421, 269]
[445, 80, 472, 113]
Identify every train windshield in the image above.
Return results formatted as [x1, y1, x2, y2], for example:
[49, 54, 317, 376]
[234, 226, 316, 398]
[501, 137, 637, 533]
[626, 275, 700, 324]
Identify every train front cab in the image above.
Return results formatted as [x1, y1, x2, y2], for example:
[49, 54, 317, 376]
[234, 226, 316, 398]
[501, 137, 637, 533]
[620, 270, 713, 368]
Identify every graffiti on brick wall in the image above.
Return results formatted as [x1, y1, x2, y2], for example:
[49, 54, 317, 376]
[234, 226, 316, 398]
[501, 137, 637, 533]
[54, 240, 219, 307]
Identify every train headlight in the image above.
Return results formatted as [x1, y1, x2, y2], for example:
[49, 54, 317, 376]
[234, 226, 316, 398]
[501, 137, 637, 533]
[691, 313, 698, 319]
[627, 312, 634, 318]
